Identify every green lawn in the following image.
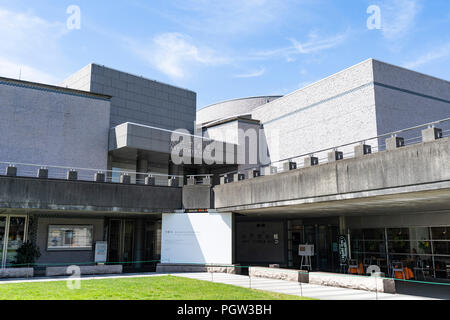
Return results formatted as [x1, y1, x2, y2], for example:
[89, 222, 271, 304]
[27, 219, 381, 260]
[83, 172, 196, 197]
[0, 276, 314, 300]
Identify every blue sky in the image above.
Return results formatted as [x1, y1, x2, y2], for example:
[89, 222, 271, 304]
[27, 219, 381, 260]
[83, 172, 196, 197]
[0, 0, 449, 109]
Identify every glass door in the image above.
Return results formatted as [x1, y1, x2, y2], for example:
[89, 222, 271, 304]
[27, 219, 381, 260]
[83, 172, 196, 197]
[0, 217, 6, 268]
[1, 215, 28, 269]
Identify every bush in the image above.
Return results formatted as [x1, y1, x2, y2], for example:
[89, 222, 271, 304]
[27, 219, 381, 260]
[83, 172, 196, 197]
[14, 241, 41, 267]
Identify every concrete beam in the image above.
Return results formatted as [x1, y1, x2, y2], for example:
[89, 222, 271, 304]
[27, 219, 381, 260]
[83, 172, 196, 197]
[304, 156, 319, 167]
[328, 151, 344, 162]
[247, 169, 261, 179]
[283, 161, 297, 171]
[234, 173, 246, 182]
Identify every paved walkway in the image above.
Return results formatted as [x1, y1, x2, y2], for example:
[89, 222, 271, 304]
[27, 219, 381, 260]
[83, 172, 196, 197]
[0, 272, 442, 300]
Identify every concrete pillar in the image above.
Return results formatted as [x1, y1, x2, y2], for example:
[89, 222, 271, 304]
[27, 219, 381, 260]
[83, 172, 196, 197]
[386, 136, 405, 150]
[95, 172, 106, 183]
[283, 161, 297, 171]
[168, 177, 179, 187]
[134, 218, 145, 270]
[137, 158, 149, 185]
[422, 127, 443, 143]
[37, 168, 48, 179]
[145, 176, 156, 186]
[121, 174, 131, 184]
[234, 173, 246, 182]
[339, 216, 347, 235]
[354, 144, 372, 157]
[67, 170, 78, 181]
[6, 166, 17, 177]
[262, 166, 277, 176]
[304, 156, 319, 167]
[328, 151, 344, 162]
[202, 176, 211, 185]
[187, 176, 195, 186]
[247, 169, 261, 179]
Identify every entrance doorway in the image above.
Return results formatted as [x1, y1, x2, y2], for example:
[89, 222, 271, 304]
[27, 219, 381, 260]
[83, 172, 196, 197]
[0, 215, 28, 268]
[108, 219, 135, 267]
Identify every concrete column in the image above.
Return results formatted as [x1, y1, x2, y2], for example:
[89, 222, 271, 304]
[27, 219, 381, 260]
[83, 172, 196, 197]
[283, 161, 297, 171]
[262, 166, 277, 176]
[386, 136, 405, 150]
[339, 216, 347, 235]
[422, 127, 443, 142]
[247, 169, 261, 179]
[304, 156, 319, 167]
[134, 218, 145, 270]
[6, 166, 17, 177]
[187, 176, 195, 185]
[121, 174, 131, 184]
[137, 158, 149, 185]
[328, 151, 343, 162]
[95, 172, 105, 183]
[145, 176, 156, 186]
[37, 168, 48, 179]
[67, 170, 78, 181]
[354, 144, 372, 157]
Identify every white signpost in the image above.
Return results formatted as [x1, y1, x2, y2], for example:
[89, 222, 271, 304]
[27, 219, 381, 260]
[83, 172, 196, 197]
[299, 244, 314, 271]
[95, 241, 108, 264]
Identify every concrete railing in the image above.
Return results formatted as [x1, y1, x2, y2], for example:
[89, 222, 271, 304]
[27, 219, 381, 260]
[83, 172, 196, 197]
[219, 118, 450, 184]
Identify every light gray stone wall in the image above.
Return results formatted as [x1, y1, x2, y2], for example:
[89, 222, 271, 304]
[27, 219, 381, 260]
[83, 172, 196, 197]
[0, 81, 110, 175]
[62, 64, 197, 132]
[197, 96, 282, 125]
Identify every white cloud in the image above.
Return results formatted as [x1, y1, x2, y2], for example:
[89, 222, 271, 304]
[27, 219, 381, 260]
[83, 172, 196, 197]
[251, 29, 351, 61]
[129, 32, 229, 79]
[0, 8, 67, 84]
[403, 43, 450, 69]
[0, 56, 57, 84]
[380, 0, 421, 40]
[168, 0, 289, 35]
[234, 67, 266, 78]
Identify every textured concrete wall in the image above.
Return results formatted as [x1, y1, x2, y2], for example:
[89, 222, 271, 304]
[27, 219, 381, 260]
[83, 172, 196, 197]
[197, 96, 281, 125]
[213, 137, 450, 209]
[182, 185, 212, 209]
[372, 60, 450, 145]
[36, 217, 104, 265]
[0, 176, 183, 213]
[252, 60, 378, 164]
[0, 80, 110, 174]
[62, 64, 197, 132]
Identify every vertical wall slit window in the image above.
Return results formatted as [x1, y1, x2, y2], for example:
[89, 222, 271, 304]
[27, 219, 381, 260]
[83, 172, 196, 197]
[349, 226, 450, 280]
[0, 215, 28, 268]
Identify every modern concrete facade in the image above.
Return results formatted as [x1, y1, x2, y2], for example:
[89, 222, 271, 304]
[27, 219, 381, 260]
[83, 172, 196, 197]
[0, 58, 449, 288]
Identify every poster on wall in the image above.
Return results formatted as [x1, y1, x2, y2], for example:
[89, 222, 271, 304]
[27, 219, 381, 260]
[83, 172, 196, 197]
[95, 241, 108, 263]
[161, 212, 233, 265]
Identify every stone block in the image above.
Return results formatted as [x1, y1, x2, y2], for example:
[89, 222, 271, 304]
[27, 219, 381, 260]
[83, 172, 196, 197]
[328, 151, 344, 162]
[145, 176, 156, 186]
[37, 168, 49, 179]
[0, 268, 34, 278]
[95, 172, 105, 183]
[386, 136, 405, 150]
[6, 166, 17, 177]
[283, 161, 297, 171]
[46, 265, 123, 277]
[422, 127, 443, 143]
[304, 156, 319, 167]
[354, 144, 372, 157]
[247, 169, 261, 179]
[121, 174, 131, 184]
[249, 267, 309, 283]
[67, 170, 78, 181]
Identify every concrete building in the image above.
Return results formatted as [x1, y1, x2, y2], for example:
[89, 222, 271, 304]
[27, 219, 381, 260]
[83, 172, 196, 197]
[0, 59, 449, 287]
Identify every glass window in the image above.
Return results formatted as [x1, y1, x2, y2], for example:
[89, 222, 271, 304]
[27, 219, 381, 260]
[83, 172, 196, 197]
[409, 227, 431, 241]
[47, 225, 93, 250]
[363, 229, 385, 240]
[431, 227, 450, 240]
[387, 228, 409, 241]
[433, 241, 450, 256]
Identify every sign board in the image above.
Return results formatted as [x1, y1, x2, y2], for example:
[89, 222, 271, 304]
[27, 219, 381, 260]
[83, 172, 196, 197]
[298, 244, 314, 257]
[161, 212, 233, 265]
[338, 236, 348, 264]
[95, 241, 108, 263]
